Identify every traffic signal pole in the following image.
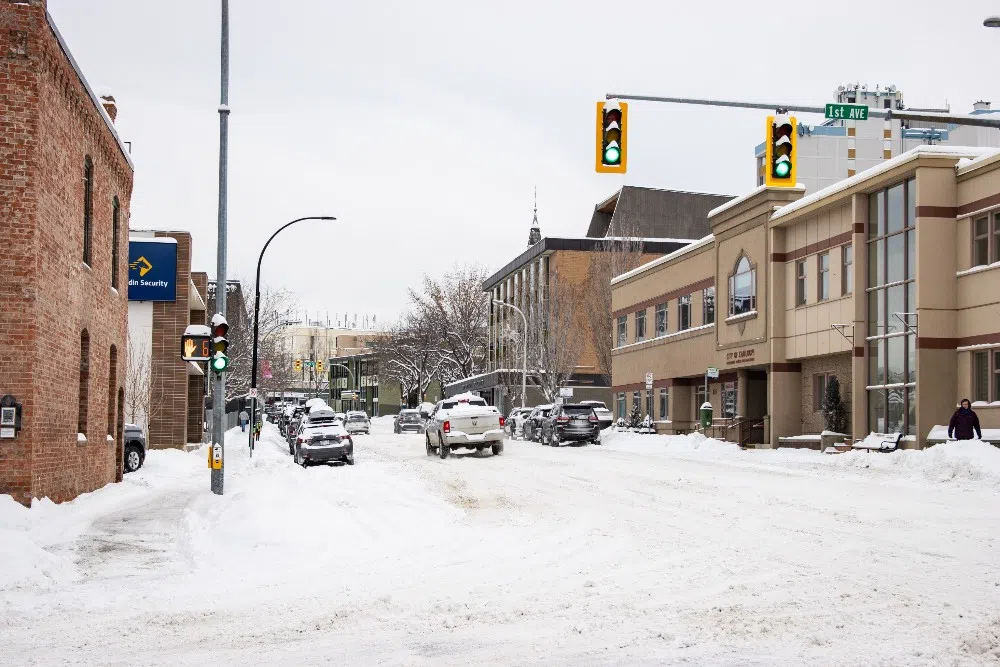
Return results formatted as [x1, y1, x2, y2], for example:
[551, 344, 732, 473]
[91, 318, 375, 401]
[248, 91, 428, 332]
[604, 93, 1000, 129]
[211, 0, 230, 496]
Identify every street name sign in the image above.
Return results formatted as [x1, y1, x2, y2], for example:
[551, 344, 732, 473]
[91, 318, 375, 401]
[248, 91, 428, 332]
[706, 367, 720, 379]
[825, 103, 868, 121]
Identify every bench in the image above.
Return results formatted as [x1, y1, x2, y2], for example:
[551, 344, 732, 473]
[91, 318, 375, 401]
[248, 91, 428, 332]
[852, 432, 903, 452]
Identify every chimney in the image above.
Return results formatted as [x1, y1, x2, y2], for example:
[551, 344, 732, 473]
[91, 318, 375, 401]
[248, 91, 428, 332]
[974, 100, 991, 112]
[100, 95, 118, 122]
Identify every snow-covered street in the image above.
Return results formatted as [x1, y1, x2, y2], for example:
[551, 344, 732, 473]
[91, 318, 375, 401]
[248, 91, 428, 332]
[2, 419, 999, 666]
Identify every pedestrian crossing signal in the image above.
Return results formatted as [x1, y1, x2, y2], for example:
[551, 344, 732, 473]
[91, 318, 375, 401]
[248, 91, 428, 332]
[595, 101, 628, 174]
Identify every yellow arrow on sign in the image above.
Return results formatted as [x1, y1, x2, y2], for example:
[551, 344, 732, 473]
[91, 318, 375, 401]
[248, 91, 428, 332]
[128, 256, 153, 277]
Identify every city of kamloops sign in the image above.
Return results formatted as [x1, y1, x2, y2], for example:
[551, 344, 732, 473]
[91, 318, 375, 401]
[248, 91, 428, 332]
[725, 348, 756, 366]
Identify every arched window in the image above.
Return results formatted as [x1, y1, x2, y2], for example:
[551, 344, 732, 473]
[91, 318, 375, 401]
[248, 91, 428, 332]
[111, 197, 121, 288]
[728, 255, 757, 317]
[83, 156, 94, 266]
[79, 330, 90, 435]
[107, 345, 118, 436]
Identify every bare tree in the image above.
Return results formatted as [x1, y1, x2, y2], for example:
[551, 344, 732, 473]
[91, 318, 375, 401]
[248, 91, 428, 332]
[123, 337, 165, 431]
[224, 283, 298, 399]
[368, 313, 444, 408]
[528, 268, 585, 403]
[582, 222, 645, 379]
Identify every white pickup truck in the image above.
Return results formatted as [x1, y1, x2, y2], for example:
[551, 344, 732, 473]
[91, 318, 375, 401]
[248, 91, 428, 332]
[425, 393, 505, 459]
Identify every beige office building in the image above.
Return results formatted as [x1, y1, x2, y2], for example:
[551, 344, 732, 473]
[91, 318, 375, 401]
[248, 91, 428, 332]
[611, 145, 1000, 448]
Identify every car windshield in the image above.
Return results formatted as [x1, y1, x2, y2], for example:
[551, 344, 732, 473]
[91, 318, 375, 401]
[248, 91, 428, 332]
[562, 406, 594, 416]
[400, 413, 420, 422]
[348, 415, 367, 422]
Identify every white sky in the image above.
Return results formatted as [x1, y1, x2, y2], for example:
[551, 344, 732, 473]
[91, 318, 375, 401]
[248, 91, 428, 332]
[48, 0, 1000, 322]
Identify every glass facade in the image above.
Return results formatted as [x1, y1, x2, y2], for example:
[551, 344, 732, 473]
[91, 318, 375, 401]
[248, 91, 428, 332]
[866, 177, 917, 435]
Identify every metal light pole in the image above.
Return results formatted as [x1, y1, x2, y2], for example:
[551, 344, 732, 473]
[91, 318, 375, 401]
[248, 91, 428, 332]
[210, 0, 230, 496]
[248, 217, 335, 455]
[328, 362, 356, 412]
[493, 299, 527, 409]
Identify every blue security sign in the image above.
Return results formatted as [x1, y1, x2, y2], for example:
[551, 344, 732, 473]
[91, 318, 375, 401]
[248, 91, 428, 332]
[128, 239, 177, 301]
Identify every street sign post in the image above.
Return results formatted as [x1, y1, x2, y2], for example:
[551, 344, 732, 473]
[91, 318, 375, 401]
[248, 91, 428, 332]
[248, 387, 258, 399]
[559, 387, 574, 398]
[824, 103, 868, 121]
[707, 367, 720, 379]
[645, 372, 653, 390]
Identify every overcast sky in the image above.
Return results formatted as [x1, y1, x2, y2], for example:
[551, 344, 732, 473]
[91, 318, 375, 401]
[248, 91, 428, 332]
[48, 0, 1000, 324]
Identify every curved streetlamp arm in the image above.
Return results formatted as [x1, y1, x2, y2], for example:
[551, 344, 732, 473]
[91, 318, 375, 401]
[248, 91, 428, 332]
[493, 299, 528, 409]
[249, 216, 336, 455]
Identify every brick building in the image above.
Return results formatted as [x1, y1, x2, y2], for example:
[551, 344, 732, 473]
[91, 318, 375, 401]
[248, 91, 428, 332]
[126, 231, 208, 449]
[0, 1, 134, 504]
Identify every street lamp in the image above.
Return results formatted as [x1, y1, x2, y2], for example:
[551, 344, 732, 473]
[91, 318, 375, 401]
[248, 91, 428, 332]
[985, 16, 1000, 27]
[249, 216, 336, 454]
[327, 362, 357, 412]
[492, 299, 528, 410]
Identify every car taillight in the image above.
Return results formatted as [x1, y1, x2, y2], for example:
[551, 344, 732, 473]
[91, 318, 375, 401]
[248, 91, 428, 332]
[557, 416, 569, 423]
[589, 414, 598, 423]
[443, 421, 451, 434]
[499, 416, 505, 427]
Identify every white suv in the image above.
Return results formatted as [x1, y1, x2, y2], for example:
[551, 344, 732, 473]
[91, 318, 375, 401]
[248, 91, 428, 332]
[344, 411, 370, 434]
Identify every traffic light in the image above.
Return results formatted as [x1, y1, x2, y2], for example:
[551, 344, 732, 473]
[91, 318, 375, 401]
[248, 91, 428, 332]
[209, 313, 229, 374]
[294, 359, 302, 372]
[316, 360, 324, 374]
[765, 115, 797, 187]
[595, 100, 628, 174]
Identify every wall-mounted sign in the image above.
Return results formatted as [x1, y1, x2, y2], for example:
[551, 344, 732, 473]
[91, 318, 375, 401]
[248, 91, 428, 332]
[128, 239, 178, 302]
[725, 348, 756, 366]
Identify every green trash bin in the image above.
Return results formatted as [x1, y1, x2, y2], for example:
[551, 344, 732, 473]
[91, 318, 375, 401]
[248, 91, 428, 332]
[699, 402, 713, 429]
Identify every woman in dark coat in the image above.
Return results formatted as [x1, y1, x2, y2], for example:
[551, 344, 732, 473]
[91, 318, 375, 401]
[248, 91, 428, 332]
[948, 399, 982, 440]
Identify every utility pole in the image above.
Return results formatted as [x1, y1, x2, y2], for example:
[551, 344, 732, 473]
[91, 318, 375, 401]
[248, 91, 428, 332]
[211, 0, 230, 495]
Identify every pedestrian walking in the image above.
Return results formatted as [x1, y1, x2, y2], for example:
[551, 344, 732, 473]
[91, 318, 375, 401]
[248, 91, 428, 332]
[948, 398, 982, 441]
[239, 409, 249, 432]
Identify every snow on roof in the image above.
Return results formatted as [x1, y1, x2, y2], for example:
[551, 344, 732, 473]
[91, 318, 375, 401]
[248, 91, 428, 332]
[611, 234, 715, 285]
[771, 145, 996, 223]
[956, 149, 1000, 175]
[128, 236, 178, 244]
[706, 183, 805, 219]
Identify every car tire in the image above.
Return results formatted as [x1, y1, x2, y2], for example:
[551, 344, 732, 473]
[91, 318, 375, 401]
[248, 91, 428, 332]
[425, 435, 436, 457]
[491, 442, 503, 456]
[549, 431, 560, 447]
[124, 445, 143, 473]
[346, 456, 355, 466]
[439, 442, 449, 459]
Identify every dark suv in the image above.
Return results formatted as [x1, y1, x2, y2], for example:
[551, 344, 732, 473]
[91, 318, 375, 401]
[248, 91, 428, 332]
[124, 423, 147, 473]
[540, 404, 601, 447]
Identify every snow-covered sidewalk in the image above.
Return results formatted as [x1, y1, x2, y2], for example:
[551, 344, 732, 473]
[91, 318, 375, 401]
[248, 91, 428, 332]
[1, 421, 999, 665]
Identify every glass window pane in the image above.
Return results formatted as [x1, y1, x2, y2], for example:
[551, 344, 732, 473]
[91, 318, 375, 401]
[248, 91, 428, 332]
[869, 192, 884, 238]
[975, 217, 988, 236]
[995, 351, 1000, 402]
[887, 386, 905, 433]
[906, 388, 916, 436]
[868, 389, 886, 433]
[886, 285, 904, 334]
[974, 237, 989, 267]
[973, 351, 989, 402]
[869, 340, 884, 386]
[868, 239, 884, 287]
[887, 233, 905, 283]
[887, 335, 905, 384]
[906, 230, 915, 280]
[907, 281, 915, 316]
[887, 183, 904, 234]
[906, 178, 916, 229]
[868, 289, 884, 336]
[907, 334, 916, 384]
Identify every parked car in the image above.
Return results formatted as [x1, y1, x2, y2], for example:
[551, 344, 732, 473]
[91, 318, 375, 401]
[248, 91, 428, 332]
[123, 423, 146, 473]
[540, 404, 601, 446]
[505, 407, 533, 438]
[344, 411, 371, 435]
[522, 404, 554, 442]
[394, 409, 425, 434]
[293, 422, 354, 466]
[425, 393, 505, 458]
[334, 412, 346, 422]
[579, 400, 614, 430]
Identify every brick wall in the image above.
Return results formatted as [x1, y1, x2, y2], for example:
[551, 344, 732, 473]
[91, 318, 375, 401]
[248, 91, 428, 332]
[0, 2, 133, 504]
[800, 353, 853, 434]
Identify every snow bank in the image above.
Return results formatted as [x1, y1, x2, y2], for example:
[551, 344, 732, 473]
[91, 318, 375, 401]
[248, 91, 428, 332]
[834, 439, 1000, 486]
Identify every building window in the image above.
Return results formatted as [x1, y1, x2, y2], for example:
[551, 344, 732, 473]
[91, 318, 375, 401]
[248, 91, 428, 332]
[655, 303, 667, 337]
[728, 256, 756, 316]
[695, 384, 708, 414]
[659, 387, 669, 420]
[703, 286, 715, 325]
[616, 392, 626, 419]
[632, 390, 641, 415]
[678, 295, 691, 331]
[842, 244, 854, 295]
[79, 330, 90, 435]
[814, 373, 835, 412]
[83, 156, 94, 266]
[972, 214, 1000, 267]
[645, 390, 653, 420]
[973, 351, 989, 402]
[795, 259, 807, 306]
[111, 197, 120, 289]
[867, 178, 917, 435]
[616, 316, 627, 347]
[818, 252, 830, 301]
[107, 345, 118, 436]
[635, 309, 646, 342]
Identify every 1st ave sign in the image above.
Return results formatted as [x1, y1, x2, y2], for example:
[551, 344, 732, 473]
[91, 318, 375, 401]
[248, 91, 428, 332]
[825, 103, 868, 121]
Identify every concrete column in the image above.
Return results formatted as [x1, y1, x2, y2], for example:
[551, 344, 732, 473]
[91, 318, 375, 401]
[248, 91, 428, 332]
[737, 369, 748, 417]
[851, 193, 868, 443]
[768, 368, 802, 447]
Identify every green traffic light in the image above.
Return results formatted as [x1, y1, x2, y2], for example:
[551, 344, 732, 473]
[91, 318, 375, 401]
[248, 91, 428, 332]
[774, 161, 790, 178]
[211, 354, 229, 372]
[604, 145, 621, 165]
